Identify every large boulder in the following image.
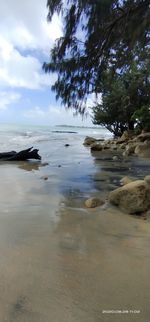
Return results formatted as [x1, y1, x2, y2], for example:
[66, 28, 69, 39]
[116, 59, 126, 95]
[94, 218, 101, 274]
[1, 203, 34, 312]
[109, 180, 150, 214]
[134, 142, 150, 157]
[83, 136, 97, 146]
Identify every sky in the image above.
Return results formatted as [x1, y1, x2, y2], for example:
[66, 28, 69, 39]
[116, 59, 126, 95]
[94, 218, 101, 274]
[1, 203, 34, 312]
[0, 0, 94, 126]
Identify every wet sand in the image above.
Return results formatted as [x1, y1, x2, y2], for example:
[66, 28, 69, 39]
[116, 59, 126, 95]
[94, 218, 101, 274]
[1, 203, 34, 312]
[0, 147, 150, 322]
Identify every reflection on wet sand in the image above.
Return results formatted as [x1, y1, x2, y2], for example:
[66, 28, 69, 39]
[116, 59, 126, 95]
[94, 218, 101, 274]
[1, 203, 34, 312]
[0, 151, 150, 322]
[1, 200, 150, 322]
[18, 161, 48, 172]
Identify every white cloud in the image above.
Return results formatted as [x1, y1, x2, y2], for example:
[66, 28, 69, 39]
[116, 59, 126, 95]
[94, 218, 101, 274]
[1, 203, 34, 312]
[23, 105, 93, 126]
[0, 0, 62, 90]
[86, 93, 102, 108]
[0, 0, 62, 52]
[0, 36, 56, 89]
[0, 91, 21, 110]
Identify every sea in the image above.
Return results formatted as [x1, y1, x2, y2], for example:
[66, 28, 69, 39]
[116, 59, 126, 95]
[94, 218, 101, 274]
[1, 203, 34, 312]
[0, 123, 112, 151]
[0, 123, 150, 322]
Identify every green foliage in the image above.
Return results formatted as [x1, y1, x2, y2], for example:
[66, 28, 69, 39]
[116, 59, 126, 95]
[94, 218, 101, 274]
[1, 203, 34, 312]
[132, 106, 150, 132]
[44, 0, 150, 112]
[93, 62, 150, 136]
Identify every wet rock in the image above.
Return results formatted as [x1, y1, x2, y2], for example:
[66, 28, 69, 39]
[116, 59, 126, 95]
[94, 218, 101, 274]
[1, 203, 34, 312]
[109, 180, 150, 214]
[83, 136, 97, 146]
[144, 210, 150, 216]
[111, 145, 117, 150]
[122, 150, 129, 157]
[91, 143, 103, 151]
[116, 131, 130, 144]
[113, 156, 119, 161]
[85, 197, 104, 208]
[103, 145, 110, 150]
[134, 142, 150, 157]
[124, 143, 137, 156]
[120, 176, 133, 186]
[137, 132, 150, 142]
[144, 175, 150, 185]
[41, 162, 49, 167]
[119, 143, 127, 149]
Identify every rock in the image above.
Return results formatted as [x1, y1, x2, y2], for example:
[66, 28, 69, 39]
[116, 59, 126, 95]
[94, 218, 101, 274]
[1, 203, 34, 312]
[65, 144, 70, 147]
[111, 145, 117, 150]
[122, 150, 129, 157]
[41, 162, 49, 167]
[85, 197, 104, 208]
[144, 175, 150, 185]
[41, 175, 48, 180]
[120, 176, 133, 186]
[109, 180, 150, 214]
[116, 131, 130, 144]
[91, 143, 103, 151]
[144, 210, 150, 216]
[134, 142, 150, 157]
[83, 136, 97, 146]
[124, 143, 137, 155]
[113, 156, 119, 161]
[119, 143, 127, 149]
[137, 132, 150, 142]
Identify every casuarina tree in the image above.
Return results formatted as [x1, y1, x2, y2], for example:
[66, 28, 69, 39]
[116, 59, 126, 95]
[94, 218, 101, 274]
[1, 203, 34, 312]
[43, 0, 150, 113]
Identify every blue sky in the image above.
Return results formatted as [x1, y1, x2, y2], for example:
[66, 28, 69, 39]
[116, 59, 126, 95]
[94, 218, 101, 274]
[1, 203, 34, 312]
[0, 0, 94, 126]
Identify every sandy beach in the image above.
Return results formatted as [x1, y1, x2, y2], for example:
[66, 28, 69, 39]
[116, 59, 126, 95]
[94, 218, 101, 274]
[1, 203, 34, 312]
[0, 125, 150, 322]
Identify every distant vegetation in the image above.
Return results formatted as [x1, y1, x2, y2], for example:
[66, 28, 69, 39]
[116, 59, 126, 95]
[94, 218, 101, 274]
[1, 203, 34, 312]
[44, 0, 150, 136]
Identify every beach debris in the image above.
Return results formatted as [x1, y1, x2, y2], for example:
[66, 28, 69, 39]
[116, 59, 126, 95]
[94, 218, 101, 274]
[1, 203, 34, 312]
[85, 197, 105, 208]
[0, 147, 41, 161]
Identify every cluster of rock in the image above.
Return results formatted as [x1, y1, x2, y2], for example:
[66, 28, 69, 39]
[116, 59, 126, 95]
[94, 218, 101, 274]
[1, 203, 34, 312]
[83, 131, 150, 157]
[85, 176, 150, 216]
[84, 134, 150, 215]
[109, 175, 150, 214]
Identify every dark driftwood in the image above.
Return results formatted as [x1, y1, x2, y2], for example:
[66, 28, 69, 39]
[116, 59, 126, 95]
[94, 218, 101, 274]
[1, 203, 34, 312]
[0, 147, 41, 161]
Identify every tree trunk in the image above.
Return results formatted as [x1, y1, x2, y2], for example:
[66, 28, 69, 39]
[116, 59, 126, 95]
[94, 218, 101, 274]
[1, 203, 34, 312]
[0, 147, 41, 161]
[128, 120, 134, 131]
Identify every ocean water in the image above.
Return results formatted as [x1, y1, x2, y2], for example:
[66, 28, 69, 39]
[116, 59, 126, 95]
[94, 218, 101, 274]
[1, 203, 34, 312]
[0, 123, 112, 150]
[0, 123, 150, 322]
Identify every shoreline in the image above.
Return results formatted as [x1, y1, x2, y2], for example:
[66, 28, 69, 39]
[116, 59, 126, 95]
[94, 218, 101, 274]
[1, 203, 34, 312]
[0, 130, 150, 321]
